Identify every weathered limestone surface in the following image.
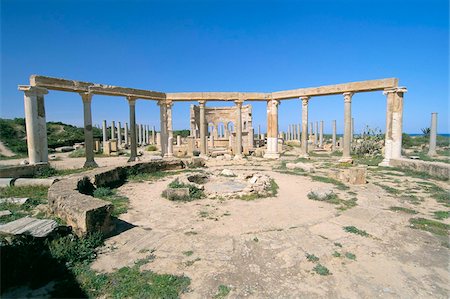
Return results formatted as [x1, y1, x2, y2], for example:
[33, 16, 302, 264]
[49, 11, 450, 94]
[0, 164, 51, 179]
[428, 112, 438, 156]
[329, 166, 367, 185]
[0, 217, 58, 237]
[390, 158, 450, 180]
[14, 178, 58, 187]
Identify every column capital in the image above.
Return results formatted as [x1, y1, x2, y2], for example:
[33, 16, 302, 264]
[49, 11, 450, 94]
[299, 96, 310, 104]
[198, 100, 207, 106]
[383, 86, 407, 95]
[268, 99, 280, 107]
[127, 96, 137, 105]
[234, 99, 244, 107]
[165, 99, 173, 108]
[18, 85, 48, 96]
[79, 92, 93, 103]
[343, 92, 353, 102]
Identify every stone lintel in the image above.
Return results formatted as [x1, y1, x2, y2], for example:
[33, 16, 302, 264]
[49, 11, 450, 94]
[272, 78, 399, 99]
[166, 92, 272, 101]
[18, 85, 48, 95]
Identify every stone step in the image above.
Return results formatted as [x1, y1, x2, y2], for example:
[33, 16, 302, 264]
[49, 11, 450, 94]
[0, 217, 58, 237]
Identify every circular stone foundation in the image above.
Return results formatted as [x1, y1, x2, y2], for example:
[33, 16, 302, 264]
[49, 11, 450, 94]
[176, 169, 275, 199]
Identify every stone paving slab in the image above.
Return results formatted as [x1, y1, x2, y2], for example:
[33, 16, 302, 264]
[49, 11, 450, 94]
[0, 217, 58, 237]
[0, 197, 30, 205]
[0, 210, 12, 217]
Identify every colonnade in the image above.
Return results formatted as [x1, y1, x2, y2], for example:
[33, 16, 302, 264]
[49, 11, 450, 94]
[18, 76, 406, 168]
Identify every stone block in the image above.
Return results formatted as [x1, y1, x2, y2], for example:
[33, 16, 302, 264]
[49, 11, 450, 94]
[329, 166, 367, 185]
[103, 141, 112, 155]
[94, 140, 101, 152]
[110, 140, 118, 152]
[162, 188, 190, 201]
[0, 197, 29, 205]
[0, 210, 12, 217]
[0, 217, 59, 238]
[286, 162, 315, 173]
[14, 178, 58, 187]
[0, 178, 13, 187]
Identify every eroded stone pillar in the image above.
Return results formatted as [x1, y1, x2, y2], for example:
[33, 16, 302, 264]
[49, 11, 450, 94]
[264, 99, 280, 159]
[102, 120, 107, 144]
[111, 121, 116, 141]
[20, 86, 49, 164]
[167, 137, 174, 158]
[199, 100, 207, 155]
[319, 120, 324, 148]
[124, 123, 129, 146]
[235, 100, 243, 157]
[177, 135, 181, 146]
[300, 96, 310, 157]
[297, 124, 301, 141]
[152, 126, 156, 144]
[314, 121, 319, 146]
[159, 101, 168, 157]
[339, 92, 353, 163]
[258, 125, 261, 140]
[117, 122, 122, 147]
[332, 120, 337, 151]
[127, 97, 138, 162]
[428, 112, 438, 156]
[80, 93, 98, 168]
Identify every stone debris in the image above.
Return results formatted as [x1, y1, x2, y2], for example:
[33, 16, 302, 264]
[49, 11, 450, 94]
[14, 178, 58, 187]
[0, 210, 12, 217]
[286, 162, 316, 173]
[0, 178, 14, 187]
[309, 187, 334, 200]
[20, 160, 29, 165]
[55, 146, 75, 153]
[220, 169, 236, 177]
[0, 197, 30, 205]
[162, 188, 190, 201]
[0, 217, 59, 238]
[329, 166, 367, 185]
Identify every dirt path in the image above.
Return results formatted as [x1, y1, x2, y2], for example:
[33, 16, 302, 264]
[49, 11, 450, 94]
[91, 162, 449, 298]
[0, 140, 15, 157]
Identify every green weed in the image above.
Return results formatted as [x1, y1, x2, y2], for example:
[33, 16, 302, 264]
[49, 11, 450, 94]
[343, 226, 370, 237]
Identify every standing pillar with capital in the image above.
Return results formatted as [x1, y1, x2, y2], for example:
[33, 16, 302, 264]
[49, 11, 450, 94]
[117, 122, 122, 148]
[165, 100, 174, 157]
[19, 85, 49, 164]
[234, 100, 243, 157]
[300, 96, 310, 157]
[339, 92, 353, 163]
[158, 101, 168, 157]
[264, 99, 280, 159]
[428, 112, 438, 156]
[80, 93, 98, 168]
[199, 100, 207, 155]
[127, 97, 138, 162]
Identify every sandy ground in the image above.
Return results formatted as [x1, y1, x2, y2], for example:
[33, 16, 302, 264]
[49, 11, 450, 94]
[88, 155, 449, 298]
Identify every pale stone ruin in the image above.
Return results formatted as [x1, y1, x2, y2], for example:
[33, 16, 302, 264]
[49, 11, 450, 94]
[19, 75, 408, 167]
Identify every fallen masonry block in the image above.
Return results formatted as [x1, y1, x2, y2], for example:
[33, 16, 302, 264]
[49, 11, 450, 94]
[0, 217, 58, 237]
[0, 197, 30, 205]
[286, 162, 316, 173]
[162, 188, 190, 201]
[14, 178, 58, 187]
[0, 178, 14, 187]
[329, 166, 367, 185]
[0, 210, 12, 217]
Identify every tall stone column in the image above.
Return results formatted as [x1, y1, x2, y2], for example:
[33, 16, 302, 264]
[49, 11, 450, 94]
[234, 100, 243, 157]
[351, 118, 354, 143]
[332, 120, 337, 151]
[314, 121, 319, 146]
[137, 124, 142, 146]
[300, 96, 310, 157]
[124, 123, 129, 146]
[111, 121, 116, 140]
[319, 120, 324, 148]
[152, 126, 156, 144]
[258, 125, 261, 140]
[80, 93, 98, 168]
[159, 101, 168, 156]
[117, 122, 122, 147]
[127, 97, 138, 162]
[199, 100, 207, 155]
[102, 120, 108, 145]
[19, 85, 49, 164]
[428, 112, 438, 156]
[391, 87, 407, 159]
[165, 101, 174, 157]
[339, 92, 353, 163]
[297, 124, 301, 141]
[264, 99, 280, 159]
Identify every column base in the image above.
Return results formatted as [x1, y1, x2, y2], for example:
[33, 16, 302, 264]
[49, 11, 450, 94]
[263, 152, 280, 159]
[83, 161, 98, 168]
[338, 157, 353, 164]
[378, 159, 391, 167]
[427, 150, 437, 157]
[128, 156, 139, 162]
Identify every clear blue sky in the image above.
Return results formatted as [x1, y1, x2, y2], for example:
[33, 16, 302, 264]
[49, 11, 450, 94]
[1, 0, 448, 134]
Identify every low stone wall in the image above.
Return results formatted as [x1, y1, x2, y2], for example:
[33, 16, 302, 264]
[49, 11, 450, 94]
[0, 163, 48, 178]
[47, 159, 185, 236]
[390, 158, 450, 180]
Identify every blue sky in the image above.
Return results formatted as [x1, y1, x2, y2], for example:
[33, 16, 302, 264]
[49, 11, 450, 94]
[1, 0, 448, 134]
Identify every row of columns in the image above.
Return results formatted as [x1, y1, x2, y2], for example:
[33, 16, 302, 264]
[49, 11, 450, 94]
[101, 121, 156, 147]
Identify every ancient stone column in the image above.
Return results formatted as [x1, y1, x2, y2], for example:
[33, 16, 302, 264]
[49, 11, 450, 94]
[80, 93, 98, 168]
[124, 123, 129, 146]
[177, 135, 181, 146]
[301, 96, 310, 157]
[111, 121, 116, 141]
[199, 100, 207, 155]
[428, 112, 438, 156]
[297, 124, 301, 141]
[19, 86, 49, 164]
[319, 121, 324, 148]
[210, 135, 215, 148]
[332, 120, 337, 151]
[339, 92, 353, 163]
[379, 87, 407, 166]
[314, 121, 319, 146]
[258, 125, 261, 140]
[159, 101, 168, 156]
[156, 132, 161, 146]
[137, 124, 142, 146]
[152, 126, 156, 144]
[339, 137, 343, 149]
[287, 125, 291, 141]
[117, 122, 122, 147]
[126, 97, 138, 161]
[351, 118, 354, 143]
[102, 120, 107, 144]
[264, 99, 280, 159]
[167, 137, 174, 157]
[235, 100, 243, 157]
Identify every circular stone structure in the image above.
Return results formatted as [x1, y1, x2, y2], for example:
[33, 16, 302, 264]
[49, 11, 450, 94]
[176, 169, 274, 199]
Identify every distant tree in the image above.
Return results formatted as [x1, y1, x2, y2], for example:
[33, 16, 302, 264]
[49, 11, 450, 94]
[421, 127, 430, 137]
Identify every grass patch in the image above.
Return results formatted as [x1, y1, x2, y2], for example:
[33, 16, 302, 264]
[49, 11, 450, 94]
[334, 242, 343, 247]
[127, 170, 180, 182]
[167, 178, 205, 200]
[306, 253, 319, 262]
[343, 225, 370, 237]
[307, 191, 357, 211]
[146, 145, 157, 151]
[313, 264, 331, 276]
[332, 251, 341, 257]
[409, 217, 450, 236]
[310, 175, 349, 190]
[418, 182, 450, 206]
[93, 187, 129, 217]
[353, 155, 383, 166]
[344, 252, 356, 260]
[433, 211, 450, 220]
[184, 257, 201, 267]
[214, 285, 231, 299]
[389, 206, 418, 214]
[183, 250, 194, 256]
[400, 194, 423, 205]
[373, 182, 402, 195]
[0, 185, 48, 200]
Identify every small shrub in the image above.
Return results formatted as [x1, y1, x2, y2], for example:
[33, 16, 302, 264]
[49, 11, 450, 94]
[313, 264, 331, 276]
[389, 206, 418, 214]
[345, 252, 356, 260]
[147, 145, 157, 151]
[434, 211, 450, 220]
[214, 285, 231, 299]
[332, 251, 341, 257]
[76, 176, 95, 195]
[306, 253, 319, 262]
[409, 218, 450, 236]
[69, 148, 85, 158]
[167, 179, 205, 200]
